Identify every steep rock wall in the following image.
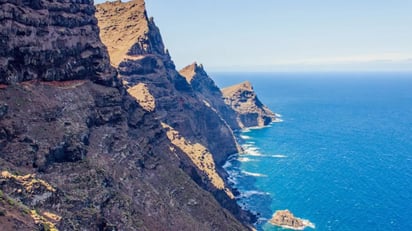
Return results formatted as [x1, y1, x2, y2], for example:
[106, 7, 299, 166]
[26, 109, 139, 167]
[180, 63, 241, 131]
[0, 0, 250, 230]
[96, 0, 239, 166]
[0, 0, 116, 85]
[96, 0, 254, 223]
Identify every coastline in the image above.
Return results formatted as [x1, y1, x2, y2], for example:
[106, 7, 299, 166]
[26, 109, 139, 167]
[222, 119, 281, 228]
[223, 117, 315, 230]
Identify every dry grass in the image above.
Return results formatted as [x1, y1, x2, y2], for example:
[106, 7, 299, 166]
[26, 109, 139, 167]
[96, 0, 149, 66]
[127, 83, 156, 112]
[162, 123, 234, 198]
[1, 171, 56, 193]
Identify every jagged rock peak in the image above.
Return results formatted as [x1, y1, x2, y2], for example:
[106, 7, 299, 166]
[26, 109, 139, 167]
[180, 62, 208, 83]
[222, 81, 277, 128]
[236, 81, 253, 90]
[222, 81, 254, 96]
[179, 63, 241, 130]
[0, 0, 117, 86]
[96, 0, 172, 67]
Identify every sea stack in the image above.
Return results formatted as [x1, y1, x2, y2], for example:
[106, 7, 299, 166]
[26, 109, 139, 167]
[222, 81, 277, 128]
[269, 210, 315, 230]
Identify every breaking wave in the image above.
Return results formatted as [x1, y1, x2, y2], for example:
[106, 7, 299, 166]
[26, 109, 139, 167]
[241, 171, 267, 177]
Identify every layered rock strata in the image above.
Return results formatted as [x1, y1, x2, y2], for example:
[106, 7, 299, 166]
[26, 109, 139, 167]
[0, 0, 116, 86]
[222, 81, 277, 128]
[0, 0, 250, 230]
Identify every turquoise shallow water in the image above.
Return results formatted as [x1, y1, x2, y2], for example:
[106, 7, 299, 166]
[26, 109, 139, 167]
[213, 72, 412, 231]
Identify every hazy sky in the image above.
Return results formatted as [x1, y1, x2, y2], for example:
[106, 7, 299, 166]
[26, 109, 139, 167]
[95, 0, 412, 71]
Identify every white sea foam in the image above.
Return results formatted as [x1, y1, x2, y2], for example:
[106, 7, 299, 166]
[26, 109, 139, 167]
[269, 219, 316, 230]
[227, 153, 239, 162]
[240, 135, 252, 140]
[225, 170, 239, 184]
[244, 149, 263, 156]
[222, 161, 232, 169]
[270, 154, 287, 158]
[241, 171, 267, 177]
[244, 145, 259, 152]
[248, 126, 266, 131]
[239, 190, 270, 198]
[241, 144, 265, 156]
[241, 143, 254, 148]
[238, 157, 257, 162]
[242, 128, 251, 132]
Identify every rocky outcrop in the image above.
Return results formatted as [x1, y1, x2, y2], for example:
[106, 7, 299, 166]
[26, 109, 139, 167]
[222, 81, 277, 128]
[269, 210, 315, 230]
[180, 62, 241, 130]
[96, 0, 173, 68]
[0, 0, 117, 86]
[0, 0, 250, 230]
[179, 63, 277, 130]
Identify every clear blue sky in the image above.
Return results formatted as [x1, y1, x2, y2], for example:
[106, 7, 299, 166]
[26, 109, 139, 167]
[95, 0, 412, 72]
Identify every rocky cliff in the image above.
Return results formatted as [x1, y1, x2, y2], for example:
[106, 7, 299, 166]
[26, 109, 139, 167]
[179, 63, 241, 131]
[222, 81, 277, 128]
[180, 63, 277, 129]
[96, 0, 254, 226]
[96, 0, 239, 165]
[0, 0, 116, 86]
[0, 0, 250, 230]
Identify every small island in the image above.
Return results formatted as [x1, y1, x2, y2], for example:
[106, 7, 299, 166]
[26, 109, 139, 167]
[269, 210, 315, 230]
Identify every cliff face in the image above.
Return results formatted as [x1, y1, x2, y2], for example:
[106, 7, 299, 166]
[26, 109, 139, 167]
[222, 81, 277, 128]
[179, 63, 241, 130]
[0, 0, 249, 230]
[96, 0, 239, 165]
[95, 1, 254, 223]
[180, 63, 277, 129]
[0, 0, 116, 86]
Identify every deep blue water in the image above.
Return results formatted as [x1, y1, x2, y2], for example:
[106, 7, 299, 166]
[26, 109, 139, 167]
[213, 72, 412, 231]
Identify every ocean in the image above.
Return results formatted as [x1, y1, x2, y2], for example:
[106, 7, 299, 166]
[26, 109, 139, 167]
[213, 72, 412, 231]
